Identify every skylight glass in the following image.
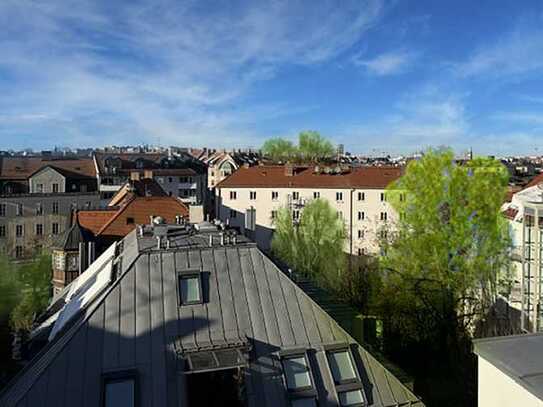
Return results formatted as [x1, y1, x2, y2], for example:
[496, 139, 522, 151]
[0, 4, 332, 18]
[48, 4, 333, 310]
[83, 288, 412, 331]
[104, 378, 135, 407]
[328, 350, 357, 384]
[291, 397, 317, 407]
[282, 356, 312, 390]
[338, 389, 364, 406]
[179, 275, 201, 304]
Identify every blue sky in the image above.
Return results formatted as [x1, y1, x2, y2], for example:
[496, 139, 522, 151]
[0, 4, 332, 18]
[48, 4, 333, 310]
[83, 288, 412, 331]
[1, 0, 543, 155]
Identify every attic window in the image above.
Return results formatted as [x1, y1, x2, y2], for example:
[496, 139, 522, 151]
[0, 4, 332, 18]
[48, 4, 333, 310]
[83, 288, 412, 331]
[281, 350, 317, 405]
[325, 345, 366, 407]
[178, 272, 202, 305]
[126, 217, 135, 225]
[101, 370, 137, 407]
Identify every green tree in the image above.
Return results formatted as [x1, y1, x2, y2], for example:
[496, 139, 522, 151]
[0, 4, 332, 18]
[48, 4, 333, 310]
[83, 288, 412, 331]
[271, 199, 346, 289]
[380, 149, 511, 341]
[261, 138, 296, 163]
[10, 253, 52, 332]
[298, 131, 334, 162]
[0, 255, 21, 320]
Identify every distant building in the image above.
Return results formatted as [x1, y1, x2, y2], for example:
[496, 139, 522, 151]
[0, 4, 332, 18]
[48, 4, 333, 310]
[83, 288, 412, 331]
[502, 173, 543, 332]
[474, 333, 543, 407]
[215, 164, 402, 254]
[93, 152, 207, 205]
[204, 151, 261, 189]
[0, 222, 424, 407]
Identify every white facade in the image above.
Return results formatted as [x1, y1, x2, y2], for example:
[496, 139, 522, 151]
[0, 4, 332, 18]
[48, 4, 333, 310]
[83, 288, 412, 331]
[478, 356, 543, 407]
[215, 185, 397, 254]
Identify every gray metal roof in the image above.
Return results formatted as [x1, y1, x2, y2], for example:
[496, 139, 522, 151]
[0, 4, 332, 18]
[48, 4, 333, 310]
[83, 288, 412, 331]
[0, 227, 424, 407]
[474, 333, 543, 402]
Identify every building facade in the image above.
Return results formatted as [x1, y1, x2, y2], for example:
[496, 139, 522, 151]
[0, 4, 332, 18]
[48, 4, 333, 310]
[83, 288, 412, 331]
[215, 165, 402, 254]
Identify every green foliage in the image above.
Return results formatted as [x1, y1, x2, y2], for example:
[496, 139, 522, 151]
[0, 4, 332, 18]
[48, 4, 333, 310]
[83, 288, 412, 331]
[0, 255, 22, 320]
[261, 131, 335, 163]
[261, 138, 296, 163]
[298, 131, 334, 162]
[10, 253, 52, 332]
[380, 148, 511, 340]
[272, 199, 346, 288]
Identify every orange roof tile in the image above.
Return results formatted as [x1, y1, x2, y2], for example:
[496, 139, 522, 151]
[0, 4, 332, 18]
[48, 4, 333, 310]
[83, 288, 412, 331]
[76, 210, 117, 235]
[216, 165, 402, 189]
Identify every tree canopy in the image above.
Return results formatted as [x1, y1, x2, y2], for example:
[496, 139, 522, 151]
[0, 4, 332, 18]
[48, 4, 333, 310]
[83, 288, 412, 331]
[271, 199, 346, 288]
[261, 131, 335, 163]
[379, 149, 511, 340]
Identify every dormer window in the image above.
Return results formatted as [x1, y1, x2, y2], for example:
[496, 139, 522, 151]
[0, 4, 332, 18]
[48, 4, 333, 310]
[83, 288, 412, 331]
[101, 371, 137, 407]
[178, 271, 202, 305]
[135, 158, 145, 169]
[281, 350, 317, 406]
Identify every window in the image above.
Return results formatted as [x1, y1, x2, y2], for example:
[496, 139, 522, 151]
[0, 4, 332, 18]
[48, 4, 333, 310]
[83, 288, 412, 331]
[16, 203, 23, 216]
[168, 177, 173, 183]
[326, 346, 365, 407]
[52, 202, 59, 215]
[0, 204, 5, 217]
[380, 212, 387, 221]
[293, 210, 300, 221]
[36, 203, 43, 215]
[400, 193, 405, 202]
[16, 224, 23, 237]
[36, 183, 44, 193]
[250, 191, 257, 200]
[282, 355, 313, 390]
[380, 192, 386, 202]
[357, 230, 364, 239]
[357, 211, 365, 221]
[52, 222, 59, 235]
[292, 191, 299, 200]
[272, 191, 279, 200]
[281, 352, 317, 405]
[52, 183, 59, 193]
[229, 209, 237, 218]
[126, 217, 135, 225]
[337, 211, 343, 220]
[271, 210, 277, 220]
[357, 248, 365, 256]
[15, 246, 23, 258]
[102, 371, 136, 407]
[0, 225, 5, 237]
[230, 191, 237, 200]
[336, 192, 343, 201]
[313, 191, 320, 199]
[357, 192, 365, 201]
[379, 230, 388, 240]
[36, 224, 43, 236]
[178, 273, 202, 305]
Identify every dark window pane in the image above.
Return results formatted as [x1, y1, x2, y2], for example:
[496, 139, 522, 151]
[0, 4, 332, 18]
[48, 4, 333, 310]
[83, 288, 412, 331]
[291, 398, 316, 407]
[104, 379, 134, 407]
[189, 352, 217, 370]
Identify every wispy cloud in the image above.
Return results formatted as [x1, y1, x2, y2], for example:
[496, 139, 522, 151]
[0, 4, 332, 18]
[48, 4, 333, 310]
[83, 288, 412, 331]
[456, 25, 543, 78]
[352, 50, 417, 76]
[492, 111, 543, 126]
[0, 0, 385, 149]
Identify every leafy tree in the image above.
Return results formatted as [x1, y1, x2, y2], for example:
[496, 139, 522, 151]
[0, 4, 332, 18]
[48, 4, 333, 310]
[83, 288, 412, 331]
[271, 199, 346, 289]
[298, 131, 334, 162]
[10, 253, 52, 332]
[0, 255, 21, 320]
[379, 149, 511, 342]
[261, 138, 296, 163]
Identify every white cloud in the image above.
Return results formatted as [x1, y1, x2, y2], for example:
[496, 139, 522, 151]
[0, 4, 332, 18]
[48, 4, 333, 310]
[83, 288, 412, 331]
[456, 27, 543, 77]
[0, 0, 386, 149]
[491, 111, 543, 126]
[352, 50, 416, 75]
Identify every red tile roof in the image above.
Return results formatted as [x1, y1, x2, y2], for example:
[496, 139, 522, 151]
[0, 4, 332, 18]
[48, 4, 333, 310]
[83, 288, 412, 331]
[502, 207, 519, 220]
[216, 165, 403, 189]
[76, 210, 117, 235]
[525, 173, 543, 189]
[0, 157, 96, 180]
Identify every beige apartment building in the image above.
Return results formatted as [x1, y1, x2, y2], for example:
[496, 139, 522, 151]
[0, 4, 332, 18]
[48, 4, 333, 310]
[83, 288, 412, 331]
[215, 164, 402, 255]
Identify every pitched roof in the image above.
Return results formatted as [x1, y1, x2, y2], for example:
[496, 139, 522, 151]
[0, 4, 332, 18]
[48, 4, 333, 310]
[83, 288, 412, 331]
[525, 172, 543, 189]
[108, 178, 167, 207]
[0, 227, 424, 407]
[217, 165, 403, 189]
[0, 157, 96, 180]
[93, 152, 204, 175]
[75, 210, 117, 235]
[53, 220, 94, 250]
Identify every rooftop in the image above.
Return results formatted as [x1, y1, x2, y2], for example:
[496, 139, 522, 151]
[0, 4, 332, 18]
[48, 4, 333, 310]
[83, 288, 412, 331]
[0, 223, 423, 407]
[0, 157, 96, 180]
[474, 333, 543, 401]
[216, 165, 403, 189]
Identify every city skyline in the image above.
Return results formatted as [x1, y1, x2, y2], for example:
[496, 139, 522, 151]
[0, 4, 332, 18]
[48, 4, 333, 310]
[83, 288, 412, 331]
[1, 1, 543, 155]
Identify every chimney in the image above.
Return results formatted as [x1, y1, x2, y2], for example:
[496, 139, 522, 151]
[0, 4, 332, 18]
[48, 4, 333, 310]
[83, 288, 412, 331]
[144, 169, 153, 179]
[285, 163, 294, 177]
[130, 171, 140, 181]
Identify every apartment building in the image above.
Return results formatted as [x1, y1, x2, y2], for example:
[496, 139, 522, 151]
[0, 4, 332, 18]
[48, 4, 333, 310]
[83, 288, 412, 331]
[204, 150, 261, 188]
[502, 174, 543, 332]
[215, 164, 402, 254]
[0, 156, 100, 259]
[93, 152, 207, 205]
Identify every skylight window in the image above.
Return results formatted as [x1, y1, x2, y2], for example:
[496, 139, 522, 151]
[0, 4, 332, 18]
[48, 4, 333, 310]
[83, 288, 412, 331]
[325, 345, 366, 407]
[183, 347, 249, 373]
[280, 351, 317, 405]
[178, 273, 202, 305]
